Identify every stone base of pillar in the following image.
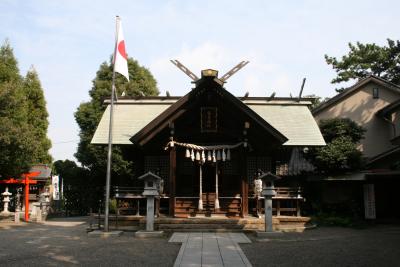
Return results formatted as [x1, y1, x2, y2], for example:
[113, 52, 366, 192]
[88, 230, 123, 238]
[198, 199, 203, 211]
[214, 198, 220, 210]
[135, 230, 164, 238]
[14, 211, 20, 223]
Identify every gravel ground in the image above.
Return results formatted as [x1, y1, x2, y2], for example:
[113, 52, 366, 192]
[1, 218, 400, 267]
[241, 225, 400, 267]
[0, 217, 180, 267]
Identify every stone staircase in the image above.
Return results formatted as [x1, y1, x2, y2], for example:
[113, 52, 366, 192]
[174, 193, 241, 218]
[89, 213, 312, 232]
[156, 216, 313, 232]
[157, 217, 266, 232]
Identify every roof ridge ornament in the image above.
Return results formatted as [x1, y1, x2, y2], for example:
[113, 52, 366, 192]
[170, 60, 250, 84]
[220, 61, 250, 83]
[170, 60, 199, 81]
[297, 77, 307, 102]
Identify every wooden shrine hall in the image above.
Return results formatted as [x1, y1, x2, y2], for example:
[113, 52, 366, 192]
[91, 68, 325, 218]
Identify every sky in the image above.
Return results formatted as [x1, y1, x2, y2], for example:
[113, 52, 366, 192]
[0, 0, 399, 162]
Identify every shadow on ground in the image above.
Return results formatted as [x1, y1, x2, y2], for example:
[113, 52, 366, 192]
[0, 217, 180, 266]
[240, 225, 400, 267]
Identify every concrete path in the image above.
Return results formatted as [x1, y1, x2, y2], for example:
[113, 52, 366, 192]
[169, 232, 252, 267]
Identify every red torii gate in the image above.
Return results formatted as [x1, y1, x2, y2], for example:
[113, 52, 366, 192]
[0, 171, 40, 221]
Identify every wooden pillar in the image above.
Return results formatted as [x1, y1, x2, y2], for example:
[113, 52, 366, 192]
[169, 147, 176, 217]
[240, 148, 248, 217]
[24, 175, 30, 221]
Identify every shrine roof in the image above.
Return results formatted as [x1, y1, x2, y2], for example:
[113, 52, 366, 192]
[91, 97, 325, 146]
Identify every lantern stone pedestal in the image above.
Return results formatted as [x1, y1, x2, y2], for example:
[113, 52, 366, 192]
[40, 189, 51, 221]
[14, 211, 21, 223]
[14, 189, 21, 223]
[135, 172, 164, 238]
[255, 172, 283, 237]
[32, 202, 42, 222]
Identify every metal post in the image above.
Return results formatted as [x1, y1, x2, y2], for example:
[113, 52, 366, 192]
[104, 17, 120, 232]
[104, 83, 116, 232]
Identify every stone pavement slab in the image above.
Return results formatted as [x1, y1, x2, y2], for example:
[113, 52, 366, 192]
[169, 232, 252, 267]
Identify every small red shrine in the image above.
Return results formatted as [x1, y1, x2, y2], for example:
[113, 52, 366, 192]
[0, 164, 51, 221]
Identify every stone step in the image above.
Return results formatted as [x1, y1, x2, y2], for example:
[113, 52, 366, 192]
[158, 223, 245, 230]
[162, 228, 246, 232]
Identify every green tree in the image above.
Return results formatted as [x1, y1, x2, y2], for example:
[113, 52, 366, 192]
[53, 160, 99, 215]
[23, 67, 52, 164]
[0, 39, 20, 83]
[325, 39, 400, 92]
[303, 94, 330, 110]
[318, 118, 366, 143]
[309, 118, 366, 173]
[0, 40, 40, 177]
[74, 57, 158, 183]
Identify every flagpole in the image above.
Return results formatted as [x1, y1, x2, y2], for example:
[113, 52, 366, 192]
[104, 16, 120, 232]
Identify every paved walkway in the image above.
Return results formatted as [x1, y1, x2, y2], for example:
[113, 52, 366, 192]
[169, 232, 252, 267]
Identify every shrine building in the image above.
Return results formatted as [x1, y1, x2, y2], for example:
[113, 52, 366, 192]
[91, 69, 325, 218]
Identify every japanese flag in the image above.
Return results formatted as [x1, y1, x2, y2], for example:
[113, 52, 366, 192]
[113, 17, 129, 81]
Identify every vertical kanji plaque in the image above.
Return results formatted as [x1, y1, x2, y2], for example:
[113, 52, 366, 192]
[201, 107, 217, 132]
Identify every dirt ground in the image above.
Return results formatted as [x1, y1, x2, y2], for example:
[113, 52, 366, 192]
[1, 217, 400, 266]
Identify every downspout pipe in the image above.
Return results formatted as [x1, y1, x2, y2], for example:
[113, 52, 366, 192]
[380, 115, 396, 138]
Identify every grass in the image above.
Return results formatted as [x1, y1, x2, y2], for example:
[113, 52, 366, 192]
[312, 213, 370, 228]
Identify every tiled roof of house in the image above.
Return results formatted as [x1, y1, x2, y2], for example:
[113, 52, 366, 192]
[313, 75, 400, 116]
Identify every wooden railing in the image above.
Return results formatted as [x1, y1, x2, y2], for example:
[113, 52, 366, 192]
[112, 186, 144, 216]
[108, 186, 303, 217]
[252, 186, 303, 217]
[113, 186, 143, 198]
[274, 187, 303, 199]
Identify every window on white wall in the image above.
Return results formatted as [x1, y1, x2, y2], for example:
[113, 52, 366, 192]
[373, 88, 379, 99]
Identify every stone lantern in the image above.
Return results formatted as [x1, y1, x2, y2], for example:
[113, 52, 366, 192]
[258, 172, 281, 232]
[1, 187, 12, 215]
[135, 172, 163, 237]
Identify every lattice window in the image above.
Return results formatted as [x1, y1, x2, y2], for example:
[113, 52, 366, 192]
[247, 156, 272, 183]
[219, 160, 237, 175]
[178, 157, 195, 175]
[144, 155, 169, 182]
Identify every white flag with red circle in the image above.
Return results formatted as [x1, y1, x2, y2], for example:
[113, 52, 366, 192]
[113, 17, 129, 81]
